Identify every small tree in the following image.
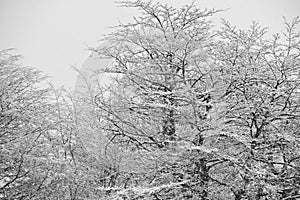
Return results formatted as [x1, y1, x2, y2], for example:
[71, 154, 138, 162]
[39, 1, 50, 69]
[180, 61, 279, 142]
[0, 49, 52, 198]
[0, 49, 83, 199]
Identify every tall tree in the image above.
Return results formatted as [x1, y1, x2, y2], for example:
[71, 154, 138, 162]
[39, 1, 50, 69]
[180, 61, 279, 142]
[90, 1, 300, 199]
[91, 1, 223, 199]
[212, 17, 300, 199]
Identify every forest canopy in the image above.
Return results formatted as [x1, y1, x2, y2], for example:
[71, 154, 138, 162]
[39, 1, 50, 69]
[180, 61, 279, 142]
[1, 1, 300, 200]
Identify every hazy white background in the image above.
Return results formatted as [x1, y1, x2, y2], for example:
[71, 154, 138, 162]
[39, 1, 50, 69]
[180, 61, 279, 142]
[0, 0, 299, 89]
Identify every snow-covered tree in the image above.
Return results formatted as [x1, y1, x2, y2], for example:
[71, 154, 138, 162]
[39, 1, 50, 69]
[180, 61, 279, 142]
[0, 49, 86, 199]
[0, 49, 53, 199]
[89, 1, 300, 199]
[211, 17, 300, 199]
[90, 1, 226, 199]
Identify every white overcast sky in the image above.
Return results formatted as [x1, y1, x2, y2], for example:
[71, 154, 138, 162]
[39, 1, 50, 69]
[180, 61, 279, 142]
[0, 0, 299, 89]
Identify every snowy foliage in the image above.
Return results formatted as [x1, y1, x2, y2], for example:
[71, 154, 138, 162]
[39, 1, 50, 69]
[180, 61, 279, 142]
[1, 1, 300, 200]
